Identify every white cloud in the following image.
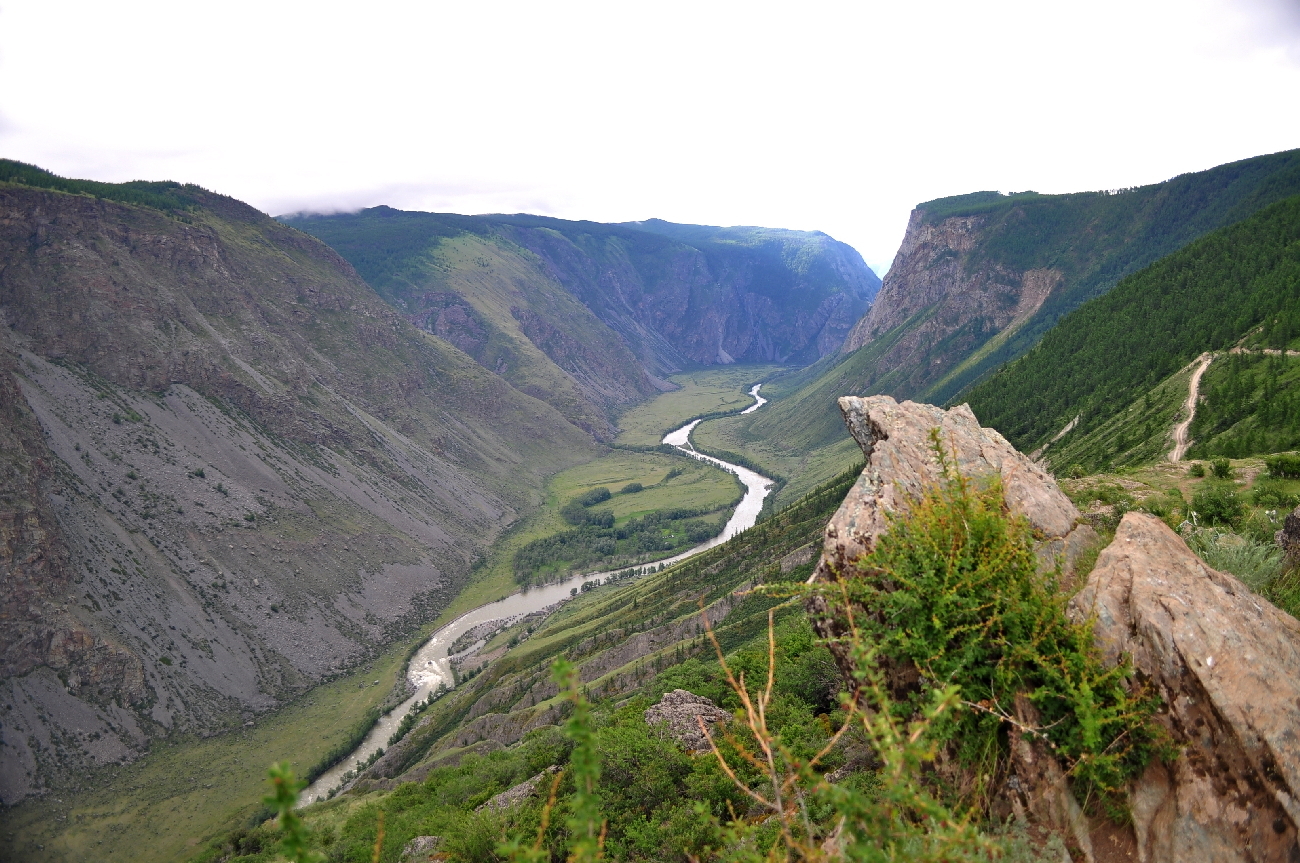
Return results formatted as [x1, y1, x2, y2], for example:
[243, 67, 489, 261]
[2, 0, 1297, 272]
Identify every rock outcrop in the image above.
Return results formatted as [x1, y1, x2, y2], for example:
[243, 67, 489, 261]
[1074, 512, 1300, 863]
[840, 209, 1060, 402]
[476, 766, 561, 812]
[400, 835, 443, 862]
[813, 395, 1094, 585]
[644, 689, 731, 752]
[1275, 504, 1300, 559]
[809, 393, 1300, 862]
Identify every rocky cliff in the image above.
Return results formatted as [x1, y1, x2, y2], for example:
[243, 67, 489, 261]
[811, 395, 1300, 861]
[0, 180, 599, 803]
[838, 148, 1300, 408]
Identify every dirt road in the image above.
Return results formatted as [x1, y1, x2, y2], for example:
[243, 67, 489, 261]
[1170, 353, 1214, 462]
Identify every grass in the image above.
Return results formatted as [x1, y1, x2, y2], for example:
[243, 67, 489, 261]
[613, 365, 783, 447]
[473, 450, 741, 589]
[0, 634, 417, 863]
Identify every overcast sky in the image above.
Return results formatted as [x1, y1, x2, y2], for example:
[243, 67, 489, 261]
[2, 0, 1298, 274]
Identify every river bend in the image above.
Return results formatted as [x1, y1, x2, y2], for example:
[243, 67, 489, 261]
[302, 383, 772, 803]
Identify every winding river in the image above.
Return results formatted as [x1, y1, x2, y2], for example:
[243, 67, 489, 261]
[302, 384, 773, 804]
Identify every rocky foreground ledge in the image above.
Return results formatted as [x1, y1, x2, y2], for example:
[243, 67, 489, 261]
[811, 395, 1300, 863]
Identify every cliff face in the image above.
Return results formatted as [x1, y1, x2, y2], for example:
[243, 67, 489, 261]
[839, 209, 1060, 398]
[285, 211, 881, 398]
[0, 184, 598, 803]
[838, 148, 1300, 408]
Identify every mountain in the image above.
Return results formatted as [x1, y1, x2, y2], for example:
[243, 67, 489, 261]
[282, 209, 880, 438]
[846, 148, 1300, 406]
[713, 149, 1300, 481]
[965, 193, 1300, 468]
[0, 162, 601, 803]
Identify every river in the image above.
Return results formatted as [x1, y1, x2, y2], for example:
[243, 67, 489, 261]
[301, 383, 772, 804]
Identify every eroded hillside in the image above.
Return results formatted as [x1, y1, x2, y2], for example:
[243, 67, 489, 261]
[0, 180, 601, 803]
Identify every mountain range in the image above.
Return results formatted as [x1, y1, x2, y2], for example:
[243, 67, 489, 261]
[7, 145, 1300, 860]
[0, 161, 878, 807]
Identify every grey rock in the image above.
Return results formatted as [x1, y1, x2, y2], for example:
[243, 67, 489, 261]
[1073, 512, 1300, 863]
[1276, 504, 1300, 558]
[816, 395, 1092, 587]
[644, 689, 731, 752]
[476, 766, 560, 812]
[779, 544, 816, 573]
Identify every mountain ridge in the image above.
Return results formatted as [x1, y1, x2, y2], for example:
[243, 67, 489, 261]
[282, 208, 880, 394]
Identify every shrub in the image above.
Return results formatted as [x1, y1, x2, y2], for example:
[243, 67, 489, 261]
[577, 487, 611, 507]
[1191, 484, 1245, 526]
[1266, 453, 1300, 479]
[1251, 480, 1299, 511]
[1187, 462, 1206, 477]
[619, 482, 643, 494]
[1181, 528, 1285, 590]
[1211, 458, 1234, 479]
[838, 438, 1167, 816]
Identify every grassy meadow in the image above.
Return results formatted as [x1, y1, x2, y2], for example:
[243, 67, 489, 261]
[613, 365, 782, 447]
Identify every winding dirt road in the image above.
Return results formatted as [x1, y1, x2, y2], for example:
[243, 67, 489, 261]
[1169, 353, 1214, 462]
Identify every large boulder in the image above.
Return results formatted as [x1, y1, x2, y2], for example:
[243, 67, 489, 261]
[816, 395, 1094, 586]
[1074, 512, 1300, 863]
[808, 396, 1095, 674]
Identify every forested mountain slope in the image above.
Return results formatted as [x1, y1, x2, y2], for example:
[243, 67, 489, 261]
[723, 149, 1300, 474]
[848, 147, 1300, 405]
[0, 163, 601, 803]
[283, 209, 880, 436]
[966, 194, 1300, 467]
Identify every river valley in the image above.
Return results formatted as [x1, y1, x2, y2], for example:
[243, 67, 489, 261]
[301, 384, 774, 803]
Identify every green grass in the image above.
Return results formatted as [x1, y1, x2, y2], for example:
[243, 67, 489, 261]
[613, 365, 783, 447]
[423, 449, 742, 626]
[0, 635, 418, 863]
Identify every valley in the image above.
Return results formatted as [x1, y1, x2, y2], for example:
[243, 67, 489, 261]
[6, 145, 1300, 862]
[0, 367, 780, 862]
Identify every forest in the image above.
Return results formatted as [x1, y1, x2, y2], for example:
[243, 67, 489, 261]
[967, 194, 1300, 455]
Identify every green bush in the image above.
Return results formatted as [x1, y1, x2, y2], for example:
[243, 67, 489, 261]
[1191, 484, 1246, 526]
[1188, 462, 1206, 477]
[1266, 453, 1300, 478]
[1181, 528, 1285, 590]
[845, 441, 1167, 815]
[577, 487, 612, 507]
[1211, 458, 1234, 479]
[619, 482, 643, 494]
[1251, 480, 1300, 511]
